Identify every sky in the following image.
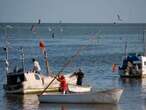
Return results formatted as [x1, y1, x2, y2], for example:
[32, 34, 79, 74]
[0, 0, 146, 23]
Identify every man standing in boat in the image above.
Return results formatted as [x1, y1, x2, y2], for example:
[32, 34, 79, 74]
[57, 74, 68, 94]
[70, 68, 84, 86]
[32, 58, 41, 74]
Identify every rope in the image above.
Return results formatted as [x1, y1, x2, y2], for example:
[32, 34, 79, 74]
[33, 23, 102, 95]
[39, 33, 102, 95]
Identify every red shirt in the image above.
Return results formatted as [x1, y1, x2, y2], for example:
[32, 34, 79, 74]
[58, 77, 68, 92]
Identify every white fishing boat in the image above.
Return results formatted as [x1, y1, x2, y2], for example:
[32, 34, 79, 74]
[3, 71, 77, 94]
[68, 84, 91, 93]
[38, 88, 123, 104]
[2, 40, 77, 94]
[2, 25, 85, 94]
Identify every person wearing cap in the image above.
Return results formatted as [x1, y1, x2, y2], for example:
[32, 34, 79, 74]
[32, 58, 41, 74]
[57, 74, 68, 94]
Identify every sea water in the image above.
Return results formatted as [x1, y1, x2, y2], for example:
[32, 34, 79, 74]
[0, 23, 146, 110]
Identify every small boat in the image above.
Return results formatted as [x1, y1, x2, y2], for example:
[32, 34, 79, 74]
[68, 84, 91, 93]
[38, 88, 123, 104]
[119, 53, 146, 78]
[119, 30, 146, 78]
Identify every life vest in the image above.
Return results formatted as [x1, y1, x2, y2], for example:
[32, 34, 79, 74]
[112, 64, 117, 72]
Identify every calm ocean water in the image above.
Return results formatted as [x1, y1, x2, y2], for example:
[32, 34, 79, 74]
[0, 23, 146, 110]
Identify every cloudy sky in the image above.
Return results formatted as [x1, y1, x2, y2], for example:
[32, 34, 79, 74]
[0, 0, 146, 23]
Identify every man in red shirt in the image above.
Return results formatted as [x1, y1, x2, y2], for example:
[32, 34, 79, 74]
[57, 74, 68, 94]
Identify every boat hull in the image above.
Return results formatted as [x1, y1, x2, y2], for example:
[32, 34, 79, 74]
[119, 55, 146, 79]
[119, 70, 142, 78]
[4, 87, 59, 94]
[39, 88, 123, 104]
[120, 75, 142, 78]
[4, 72, 77, 94]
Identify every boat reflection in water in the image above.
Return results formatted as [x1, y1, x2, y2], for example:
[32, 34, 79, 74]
[4, 94, 120, 110]
[119, 78, 142, 86]
[4, 94, 39, 110]
[39, 103, 120, 110]
[119, 78, 146, 110]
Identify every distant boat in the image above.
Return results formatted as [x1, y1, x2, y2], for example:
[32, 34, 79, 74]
[119, 30, 146, 78]
[38, 88, 123, 104]
[118, 53, 144, 78]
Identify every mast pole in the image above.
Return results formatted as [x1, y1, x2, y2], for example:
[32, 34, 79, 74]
[5, 27, 9, 75]
[4, 25, 13, 75]
[20, 47, 25, 72]
[144, 30, 146, 56]
[124, 40, 127, 58]
[44, 50, 51, 76]
[39, 40, 52, 76]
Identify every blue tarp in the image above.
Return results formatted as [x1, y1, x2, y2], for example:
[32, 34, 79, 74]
[127, 55, 140, 62]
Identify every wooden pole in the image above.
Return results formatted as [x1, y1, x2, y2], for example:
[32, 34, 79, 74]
[44, 50, 52, 75]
